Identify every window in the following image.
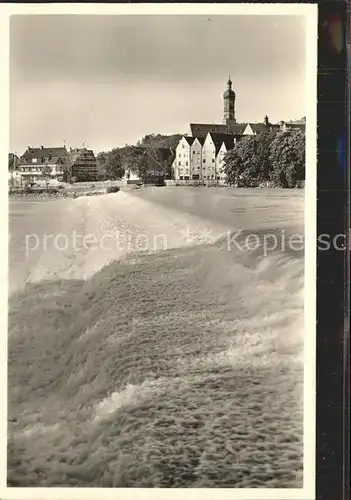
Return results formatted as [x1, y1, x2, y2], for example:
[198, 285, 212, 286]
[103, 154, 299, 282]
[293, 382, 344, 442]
[32, 158, 37, 163]
[212, 159, 215, 163]
[203, 159, 205, 163]
[178, 161, 181, 166]
[193, 151, 195, 154]
[182, 144, 184, 149]
[186, 162, 188, 166]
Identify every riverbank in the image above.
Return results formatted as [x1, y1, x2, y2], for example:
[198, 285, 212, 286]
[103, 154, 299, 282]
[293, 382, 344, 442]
[8, 188, 110, 200]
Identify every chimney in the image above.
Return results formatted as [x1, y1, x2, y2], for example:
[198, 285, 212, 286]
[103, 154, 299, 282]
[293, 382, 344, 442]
[264, 115, 269, 127]
[41, 145, 44, 149]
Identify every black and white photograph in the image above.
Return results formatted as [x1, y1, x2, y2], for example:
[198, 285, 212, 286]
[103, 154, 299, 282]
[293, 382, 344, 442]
[1, 3, 317, 497]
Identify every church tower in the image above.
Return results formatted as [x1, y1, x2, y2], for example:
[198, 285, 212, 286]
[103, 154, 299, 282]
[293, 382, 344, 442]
[223, 77, 236, 125]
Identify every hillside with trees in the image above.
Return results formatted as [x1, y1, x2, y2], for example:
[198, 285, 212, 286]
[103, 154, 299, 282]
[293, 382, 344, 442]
[96, 133, 182, 181]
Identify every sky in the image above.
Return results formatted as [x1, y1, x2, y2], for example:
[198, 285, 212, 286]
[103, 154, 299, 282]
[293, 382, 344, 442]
[10, 14, 306, 155]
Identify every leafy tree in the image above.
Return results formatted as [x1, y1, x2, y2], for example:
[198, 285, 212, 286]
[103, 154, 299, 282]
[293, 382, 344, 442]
[269, 130, 305, 188]
[223, 136, 261, 187]
[96, 133, 181, 182]
[96, 149, 124, 180]
[41, 165, 53, 192]
[139, 133, 182, 150]
[137, 152, 150, 185]
[8, 153, 18, 172]
[62, 163, 72, 183]
[224, 129, 278, 187]
[255, 129, 278, 182]
[224, 128, 304, 188]
[123, 147, 149, 183]
[118, 146, 142, 175]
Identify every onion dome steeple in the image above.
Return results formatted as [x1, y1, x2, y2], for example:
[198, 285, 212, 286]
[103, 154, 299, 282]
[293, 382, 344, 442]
[223, 76, 236, 99]
[223, 75, 236, 124]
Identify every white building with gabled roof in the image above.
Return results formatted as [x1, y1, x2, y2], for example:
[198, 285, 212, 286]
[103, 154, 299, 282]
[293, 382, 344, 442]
[202, 132, 235, 181]
[174, 136, 195, 180]
[190, 137, 205, 180]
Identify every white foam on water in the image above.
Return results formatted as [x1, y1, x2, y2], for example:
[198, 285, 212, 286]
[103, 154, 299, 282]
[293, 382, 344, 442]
[17, 192, 230, 287]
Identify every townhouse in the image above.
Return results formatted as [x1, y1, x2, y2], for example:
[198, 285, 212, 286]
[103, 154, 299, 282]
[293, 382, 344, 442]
[190, 137, 205, 180]
[174, 132, 235, 183]
[174, 136, 195, 180]
[17, 146, 71, 184]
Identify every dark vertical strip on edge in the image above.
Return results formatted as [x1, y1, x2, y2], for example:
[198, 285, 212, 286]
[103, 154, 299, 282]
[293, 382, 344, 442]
[317, 2, 348, 500]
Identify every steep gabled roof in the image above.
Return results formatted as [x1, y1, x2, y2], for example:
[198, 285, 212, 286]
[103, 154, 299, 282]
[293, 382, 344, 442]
[18, 155, 64, 166]
[208, 132, 236, 155]
[190, 123, 229, 138]
[193, 137, 205, 146]
[249, 123, 268, 134]
[21, 146, 69, 160]
[228, 123, 247, 135]
[69, 148, 96, 164]
[183, 136, 196, 146]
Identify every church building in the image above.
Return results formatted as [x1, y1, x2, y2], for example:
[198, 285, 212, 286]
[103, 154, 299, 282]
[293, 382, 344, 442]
[189, 77, 252, 138]
[173, 77, 304, 183]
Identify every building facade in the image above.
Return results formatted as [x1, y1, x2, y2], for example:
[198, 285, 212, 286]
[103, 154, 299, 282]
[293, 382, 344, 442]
[175, 136, 195, 180]
[69, 148, 98, 182]
[174, 132, 235, 182]
[190, 137, 204, 180]
[202, 133, 218, 181]
[215, 136, 236, 182]
[17, 146, 71, 184]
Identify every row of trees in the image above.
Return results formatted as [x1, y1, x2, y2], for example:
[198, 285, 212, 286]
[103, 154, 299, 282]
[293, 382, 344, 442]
[14, 129, 304, 188]
[223, 129, 305, 188]
[96, 133, 182, 181]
